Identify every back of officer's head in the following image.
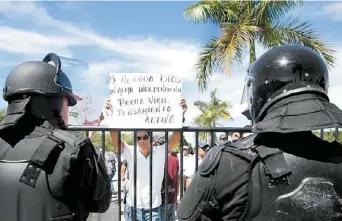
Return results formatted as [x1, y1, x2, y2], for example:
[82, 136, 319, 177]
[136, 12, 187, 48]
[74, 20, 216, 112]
[245, 44, 329, 123]
[2, 53, 77, 129]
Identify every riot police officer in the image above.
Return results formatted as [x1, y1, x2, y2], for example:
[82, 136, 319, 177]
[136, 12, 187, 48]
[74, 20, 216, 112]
[0, 53, 112, 221]
[177, 44, 342, 221]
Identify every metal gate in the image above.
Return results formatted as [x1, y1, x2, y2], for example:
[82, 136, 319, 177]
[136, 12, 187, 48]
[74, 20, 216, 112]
[67, 126, 339, 221]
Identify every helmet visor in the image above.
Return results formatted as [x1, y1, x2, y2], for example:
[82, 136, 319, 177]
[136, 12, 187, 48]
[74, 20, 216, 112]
[240, 72, 254, 119]
[43, 54, 87, 106]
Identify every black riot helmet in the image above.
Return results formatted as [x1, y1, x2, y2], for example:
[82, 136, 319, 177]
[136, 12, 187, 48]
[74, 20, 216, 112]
[245, 44, 329, 123]
[2, 53, 77, 126]
[3, 53, 77, 106]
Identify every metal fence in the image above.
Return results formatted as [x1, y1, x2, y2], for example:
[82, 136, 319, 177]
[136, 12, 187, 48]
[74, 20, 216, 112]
[67, 126, 340, 221]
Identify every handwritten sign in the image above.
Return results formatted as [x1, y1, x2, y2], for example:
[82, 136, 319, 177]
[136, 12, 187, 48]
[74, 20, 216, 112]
[107, 73, 183, 129]
[68, 91, 104, 126]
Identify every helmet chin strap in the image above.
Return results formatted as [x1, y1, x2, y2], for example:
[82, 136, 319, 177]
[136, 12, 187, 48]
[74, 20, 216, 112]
[28, 96, 62, 119]
[28, 96, 67, 130]
[51, 109, 67, 130]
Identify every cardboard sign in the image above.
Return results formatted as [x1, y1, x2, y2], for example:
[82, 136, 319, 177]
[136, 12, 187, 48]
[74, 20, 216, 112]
[68, 91, 104, 126]
[107, 73, 183, 129]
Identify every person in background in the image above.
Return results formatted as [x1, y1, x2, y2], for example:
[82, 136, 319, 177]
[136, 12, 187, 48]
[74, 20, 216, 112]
[121, 159, 128, 180]
[106, 150, 116, 193]
[120, 158, 130, 221]
[197, 141, 210, 164]
[177, 145, 192, 197]
[185, 141, 210, 188]
[218, 134, 228, 144]
[159, 139, 179, 221]
[231, 132, 241, 142]
[177, 145, 191, 161]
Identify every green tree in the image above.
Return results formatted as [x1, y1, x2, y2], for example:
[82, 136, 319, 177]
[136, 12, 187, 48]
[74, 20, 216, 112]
[89, 132, 114, 152]
[170, 138, 190, 153]
[312, 129, 342, 143]
[193, 88, 232, 143]
[184, 0, 335, 91]
[0, 109, 6, 122]
[121, 133, 135, 146]
[89, 132, 136, 152]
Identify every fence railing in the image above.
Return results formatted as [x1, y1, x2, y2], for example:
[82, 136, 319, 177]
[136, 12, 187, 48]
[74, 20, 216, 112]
[67, 126, 340, 221]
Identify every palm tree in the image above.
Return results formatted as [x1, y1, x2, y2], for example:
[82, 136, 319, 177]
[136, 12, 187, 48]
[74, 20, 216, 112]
[193, 88, 232, 143]
[184, 0, 335, 91]
[0, 109, 6, 122]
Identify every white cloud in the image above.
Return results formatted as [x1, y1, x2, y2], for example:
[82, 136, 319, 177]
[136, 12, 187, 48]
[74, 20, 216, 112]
[0, 25, 90, 58]
[182, 72, 249, 126]
[320, 3, 342, 21]
[324, 46, 342, 109]
[87, 61, 122, 84]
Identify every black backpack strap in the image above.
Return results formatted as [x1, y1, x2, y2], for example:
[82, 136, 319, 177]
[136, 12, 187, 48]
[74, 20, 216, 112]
[253, 145, 292, 186]
[50, 130, 89, 148]
[20, 129, 89, 188]
[242, 145, 293, 220]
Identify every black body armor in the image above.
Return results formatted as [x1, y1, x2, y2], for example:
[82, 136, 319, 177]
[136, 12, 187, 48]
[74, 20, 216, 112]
[178, 133, 342, 221]
[0, 121, 109, 221]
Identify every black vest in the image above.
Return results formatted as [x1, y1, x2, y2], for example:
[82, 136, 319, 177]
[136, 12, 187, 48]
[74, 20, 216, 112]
[0, 122, 89, 221]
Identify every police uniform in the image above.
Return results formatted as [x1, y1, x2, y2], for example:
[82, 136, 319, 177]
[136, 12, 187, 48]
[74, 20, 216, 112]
[0, 53, 112, 221]
[177, 44, 342, 221]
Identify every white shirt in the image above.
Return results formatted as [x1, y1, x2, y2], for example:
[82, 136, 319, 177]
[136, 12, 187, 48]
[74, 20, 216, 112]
[123, 143, 165, 209]
[177, 153, 191, 176]
[177, 154, 202, 178]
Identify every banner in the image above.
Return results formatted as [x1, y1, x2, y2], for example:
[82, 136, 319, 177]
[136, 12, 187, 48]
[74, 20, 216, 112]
[107, 73, 183, 129]
[68, 91, 105, 126]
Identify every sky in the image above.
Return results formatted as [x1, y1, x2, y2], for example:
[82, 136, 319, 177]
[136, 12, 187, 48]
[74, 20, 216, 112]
[1, 1, 342, 145]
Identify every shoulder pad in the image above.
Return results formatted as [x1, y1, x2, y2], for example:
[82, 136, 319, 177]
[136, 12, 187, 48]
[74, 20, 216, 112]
[199, 144, 225, 176]
[49, 129, 90, 148]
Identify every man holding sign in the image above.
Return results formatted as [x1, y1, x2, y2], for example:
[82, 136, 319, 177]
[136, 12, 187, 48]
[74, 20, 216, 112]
[104, 98, 187, 221]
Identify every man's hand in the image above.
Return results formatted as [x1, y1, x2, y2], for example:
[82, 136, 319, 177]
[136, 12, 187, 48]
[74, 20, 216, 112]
[121, 164, 127, 174]
[99, 112, 104, 121]
[180, 98, 187, 114]
[104, 99, 113, 117]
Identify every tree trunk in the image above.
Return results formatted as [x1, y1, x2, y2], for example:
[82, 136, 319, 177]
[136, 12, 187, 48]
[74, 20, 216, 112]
[212, 121, 217, 145]
[249, 39, 256, 62]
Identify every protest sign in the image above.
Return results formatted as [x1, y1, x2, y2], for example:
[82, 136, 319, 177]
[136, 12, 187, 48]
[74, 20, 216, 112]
[68, 91, 104, 126]
[107, 73, 183, 129]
